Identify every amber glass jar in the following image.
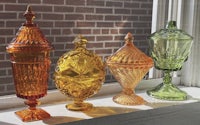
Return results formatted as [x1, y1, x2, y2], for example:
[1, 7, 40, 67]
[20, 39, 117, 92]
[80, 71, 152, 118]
[106, 32, 153, 105]
[6, 6, 53, 122]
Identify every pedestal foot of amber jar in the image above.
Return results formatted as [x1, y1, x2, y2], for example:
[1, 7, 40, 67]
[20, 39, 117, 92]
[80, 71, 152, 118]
[113, 91, 146, 105]
[15, 99, 50, 122]
[66, 102, 93, 111]
[15, 108, 50, 122]
[147, 83, 187, 101]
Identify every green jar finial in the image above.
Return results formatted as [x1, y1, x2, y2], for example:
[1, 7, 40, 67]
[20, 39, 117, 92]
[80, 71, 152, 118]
[166, 21, 177, 29]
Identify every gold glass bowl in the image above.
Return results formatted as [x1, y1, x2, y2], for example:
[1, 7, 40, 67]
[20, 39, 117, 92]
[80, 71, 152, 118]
[54, 35, 105, 111]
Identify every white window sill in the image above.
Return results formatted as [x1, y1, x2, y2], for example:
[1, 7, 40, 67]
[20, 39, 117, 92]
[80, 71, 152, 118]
[1, 77, 199, 125]
[0, 77, 181, 110]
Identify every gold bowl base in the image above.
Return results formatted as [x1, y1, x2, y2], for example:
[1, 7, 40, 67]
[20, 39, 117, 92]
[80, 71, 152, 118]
[66, 102, 93, 111]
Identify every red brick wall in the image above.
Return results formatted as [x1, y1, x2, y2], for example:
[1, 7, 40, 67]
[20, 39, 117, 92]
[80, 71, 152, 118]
[0, 0, 153, 95]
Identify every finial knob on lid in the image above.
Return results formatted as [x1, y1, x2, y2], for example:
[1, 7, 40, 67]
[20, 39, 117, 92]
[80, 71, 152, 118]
[125, 32, 134, 44]
[73, 34, 88, 48]
[23, 5, 35, 25]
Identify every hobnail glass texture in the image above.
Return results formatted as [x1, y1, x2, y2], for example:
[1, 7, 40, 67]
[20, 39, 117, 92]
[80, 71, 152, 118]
[54, 35, 105, 111]
[6, 6, 53, 122]
[147, 21, 193, 100]
[106, 32, 153, 105]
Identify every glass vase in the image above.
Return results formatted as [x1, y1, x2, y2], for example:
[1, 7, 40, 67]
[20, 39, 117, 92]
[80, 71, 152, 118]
[6, 6, 53, 122]
[147, 21, 193, 101]
[54, 35, 105, 111]
[106, 32, 153, 105]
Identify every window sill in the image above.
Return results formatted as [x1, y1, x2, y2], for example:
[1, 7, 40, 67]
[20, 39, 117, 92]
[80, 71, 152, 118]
[0, 77, 200, 125]
[0, 77, 180, 110]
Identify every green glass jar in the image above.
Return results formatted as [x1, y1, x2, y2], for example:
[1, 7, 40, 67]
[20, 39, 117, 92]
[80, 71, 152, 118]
[147, 21, 193, 101]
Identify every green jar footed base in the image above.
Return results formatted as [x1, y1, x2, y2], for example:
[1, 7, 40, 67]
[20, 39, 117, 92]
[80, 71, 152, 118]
[147, 71, 187, 101]
[147, 82, 187, 101]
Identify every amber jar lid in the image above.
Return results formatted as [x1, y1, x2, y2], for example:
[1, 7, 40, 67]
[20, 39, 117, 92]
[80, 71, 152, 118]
[106, 32, 153, 68]
[6, 5, 53, 53]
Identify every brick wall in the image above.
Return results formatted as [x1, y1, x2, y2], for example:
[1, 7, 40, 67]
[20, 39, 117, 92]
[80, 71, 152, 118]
[0, 0, 153, 96]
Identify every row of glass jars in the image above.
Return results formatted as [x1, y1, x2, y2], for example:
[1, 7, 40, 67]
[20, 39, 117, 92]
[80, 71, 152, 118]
[6, 6, 193, 122]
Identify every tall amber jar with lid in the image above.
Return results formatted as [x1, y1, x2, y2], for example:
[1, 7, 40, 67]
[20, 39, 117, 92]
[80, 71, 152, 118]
[6, 6, 53, 122]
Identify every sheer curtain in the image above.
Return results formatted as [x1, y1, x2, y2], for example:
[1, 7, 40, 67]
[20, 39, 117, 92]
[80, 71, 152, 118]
[151, 0, 200, 87]
[181, 0, 200, 86]
[148, 0, 168, 79]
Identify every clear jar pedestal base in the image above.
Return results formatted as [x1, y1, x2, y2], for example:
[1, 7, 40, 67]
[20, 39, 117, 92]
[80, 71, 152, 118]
[147, 71, 187, 101]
